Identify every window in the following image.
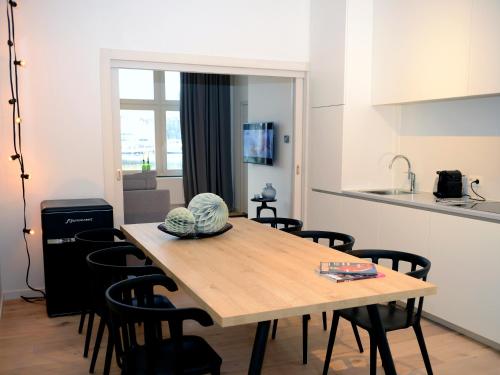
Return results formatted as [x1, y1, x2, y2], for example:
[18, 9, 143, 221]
[119, 69, 182, 176]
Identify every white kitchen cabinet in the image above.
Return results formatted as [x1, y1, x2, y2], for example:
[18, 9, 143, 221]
[306, 190, 380, 249]
[306, 191, 500, 346]
[372, 0, 472, 104]
[468, 0, 500, 96]
[306, 190, 345, 232]
[308, 106, 343, 193]
[426, 212, 500, 345]
[377, 204, 430, 261]
[309, 0, 346, 107]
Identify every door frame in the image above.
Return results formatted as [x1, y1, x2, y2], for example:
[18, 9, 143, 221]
[100, 49, 308, 225]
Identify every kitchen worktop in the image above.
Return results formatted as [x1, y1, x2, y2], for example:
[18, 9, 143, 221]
[338, 190, 500, 223]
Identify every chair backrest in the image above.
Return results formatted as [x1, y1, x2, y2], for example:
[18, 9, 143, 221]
[293, 230, 355, 252]
[251, 217, 303, 233]
[75, 227, 131, 250]
[75, 228, 132, 306]
[351, 249, 431, 327]
[86, 245, 171, 314]
[106, 275, 212, 374]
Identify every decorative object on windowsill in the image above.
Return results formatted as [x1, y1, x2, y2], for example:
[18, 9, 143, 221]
[5, 0, 45, 302]
[261, 183, 277, 200]
[164, 207, 195, 236]
[158, 192, 232, 239]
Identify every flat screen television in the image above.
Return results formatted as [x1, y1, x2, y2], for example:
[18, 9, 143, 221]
[243, 122, 274, 165]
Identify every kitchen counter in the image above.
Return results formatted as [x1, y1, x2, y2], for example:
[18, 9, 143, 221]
[309, 188, 500, 349]
[330, 190, 500, 223]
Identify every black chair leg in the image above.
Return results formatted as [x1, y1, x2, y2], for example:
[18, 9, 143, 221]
[369, 332, 377, 375]
[352, 322, 364, 353]
[413, 322, 434, 375]
[322, 311, 328, 331]
[322, 312, 340, 375]
[302, 314, 310, 364]
[89, 317, 106, 373]
[103, 333, 114, 375]
[83, 311, 95, 358]
[271, 319, 278, 340]
[78, 311, 86, 334]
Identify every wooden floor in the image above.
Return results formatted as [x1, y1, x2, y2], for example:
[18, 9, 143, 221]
[0, 291, 498, 375]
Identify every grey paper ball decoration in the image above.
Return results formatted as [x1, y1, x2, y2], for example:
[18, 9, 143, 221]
[188, 193, 229, 233]
[164, 207, 195, 235]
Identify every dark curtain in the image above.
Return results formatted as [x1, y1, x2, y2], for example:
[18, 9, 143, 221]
[180, 73, 234, 209]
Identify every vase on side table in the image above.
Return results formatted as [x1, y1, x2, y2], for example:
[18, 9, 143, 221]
[261, 183, 276, 200]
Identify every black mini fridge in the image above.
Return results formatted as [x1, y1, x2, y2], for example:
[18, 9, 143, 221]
[41, 198, 113, 317]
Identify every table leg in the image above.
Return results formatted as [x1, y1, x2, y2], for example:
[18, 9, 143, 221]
[366, 305, 397, 375]
[248, 320, 271, 375]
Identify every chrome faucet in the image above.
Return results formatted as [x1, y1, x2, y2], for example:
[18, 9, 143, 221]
[389, 154, 416, 192]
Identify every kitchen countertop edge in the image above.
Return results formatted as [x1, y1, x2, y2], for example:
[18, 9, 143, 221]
[311, 188, 500, 224]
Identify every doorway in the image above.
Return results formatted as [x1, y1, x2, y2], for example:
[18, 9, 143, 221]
[101, 50, 306, 225]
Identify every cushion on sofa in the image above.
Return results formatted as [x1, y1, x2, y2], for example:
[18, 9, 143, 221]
[123, 171, 158, 191]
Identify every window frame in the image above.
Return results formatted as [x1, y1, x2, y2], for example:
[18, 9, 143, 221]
[119, 70, 182, 177]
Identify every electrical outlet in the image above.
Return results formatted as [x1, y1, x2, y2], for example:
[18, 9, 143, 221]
[469, 175, 483, 186]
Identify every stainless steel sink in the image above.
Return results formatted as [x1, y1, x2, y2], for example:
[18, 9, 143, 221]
[361, 189, 413, 195]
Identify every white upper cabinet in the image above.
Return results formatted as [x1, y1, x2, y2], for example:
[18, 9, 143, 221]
[309, 0, 347, 107]
[372, 0, 472, 104]
[468, 0, 500, 96]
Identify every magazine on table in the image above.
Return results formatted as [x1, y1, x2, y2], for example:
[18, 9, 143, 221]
[322, 272, 385, 283]
[319, 262, 377, 276]
[318, 261, 384, 283]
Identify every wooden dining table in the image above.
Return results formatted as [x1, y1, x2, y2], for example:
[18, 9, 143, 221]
[121, 218, 437, 375]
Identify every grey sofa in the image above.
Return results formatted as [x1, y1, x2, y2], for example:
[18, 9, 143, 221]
[123, 171, 171, 224]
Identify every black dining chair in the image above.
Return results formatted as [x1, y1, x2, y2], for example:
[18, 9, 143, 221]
[251, 217, 303, 233]
[271, 229, 358, 364]
[106, 274, 222, 375]
[75, 228, 132, 358]
[322, 249, 433, 375]
[86, 245, 175, 375]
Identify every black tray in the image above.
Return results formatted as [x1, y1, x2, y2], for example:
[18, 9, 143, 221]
[157, 223, 233, 239]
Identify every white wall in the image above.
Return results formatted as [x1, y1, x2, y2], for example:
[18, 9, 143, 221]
[0, 0, 310, 298]
[247, 76, 295, 218]
[340, 0, 400, 190]
[398, 96, 500, 200]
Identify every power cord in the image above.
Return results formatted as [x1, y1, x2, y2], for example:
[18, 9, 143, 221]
[468, 179, 486, 201]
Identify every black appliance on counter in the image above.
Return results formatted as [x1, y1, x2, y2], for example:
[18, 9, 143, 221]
[434, 170, 463, 198]
[41, 198, 113, 317]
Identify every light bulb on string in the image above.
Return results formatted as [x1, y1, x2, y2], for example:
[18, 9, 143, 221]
[23, 228, 35, 235]
[20, 173, 30, 179]
[15, 117, 21, 124]
[10, 154, 20, 161]
[14, 59, 25, 67]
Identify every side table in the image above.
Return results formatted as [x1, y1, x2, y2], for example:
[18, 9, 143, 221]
[251, 197, 277, 218]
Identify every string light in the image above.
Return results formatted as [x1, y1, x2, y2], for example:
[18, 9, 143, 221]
[6, 0, 45, 301]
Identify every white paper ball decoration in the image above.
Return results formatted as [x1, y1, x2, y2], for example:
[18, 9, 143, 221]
[188, 193, 229, 233]
[164, 207, 195, 235]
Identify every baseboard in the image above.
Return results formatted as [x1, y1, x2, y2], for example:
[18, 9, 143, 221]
[395, 301, 500, 350]
[421, 310, 500, 351]
[2, 287, 46, 301]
